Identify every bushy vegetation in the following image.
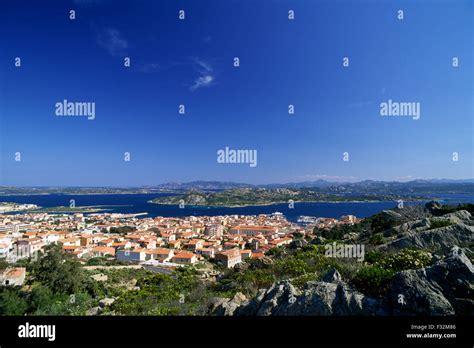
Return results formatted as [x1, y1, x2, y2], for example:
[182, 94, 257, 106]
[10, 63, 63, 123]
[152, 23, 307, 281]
[367, 213, 398, 234]
[351, 266, 394, 298]
[369, 233, 386, 245]
[0, 204, 444, 316]
[314, 222, 365, 240]
[351, 248, 432, 297]
[0, 245, 99, 315]
[85, 257, 128, 266]
[212, 245, 354, 297]
[108, 268, 211, 315]
[428, 219, 453, 230]
[376, 249, 432, 272]
[107, 226, 136, 234]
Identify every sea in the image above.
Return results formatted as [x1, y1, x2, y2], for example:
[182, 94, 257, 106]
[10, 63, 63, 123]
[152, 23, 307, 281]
[0, 193, 473, 223]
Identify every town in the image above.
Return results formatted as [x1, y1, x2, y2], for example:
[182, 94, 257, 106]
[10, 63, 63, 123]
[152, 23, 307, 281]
[0, 210, 360, 284]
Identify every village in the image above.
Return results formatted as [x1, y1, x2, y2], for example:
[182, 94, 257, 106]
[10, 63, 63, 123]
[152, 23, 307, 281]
[0, 210, 359, 284]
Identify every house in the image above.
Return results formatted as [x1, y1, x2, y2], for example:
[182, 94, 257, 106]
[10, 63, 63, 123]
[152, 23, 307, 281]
[172, 251, 198, 264]
[187, 239, 204, 251]
[340, 215, 357, 225]
[161, 233, 176, 242]
[269, 237, 292, 248]
[197, 248, 215, 258]
[205, 224, 224, 237]
[0, 267, 26, 286]
[80, 235, 94, 247]
[251, 252, 265, 259]
[168, 240, 181, 249]
[215, 249, 242, 268]
[63, 245, 82, 254]
[240, 250, 252, 260]
[116, 249, 147, 262]
[92, 246, 116, 257]
[146, 248, 174, 262]
[229, 226, 278, 236]
[98, 239, 114, 247]
[15, 238, 44, 258]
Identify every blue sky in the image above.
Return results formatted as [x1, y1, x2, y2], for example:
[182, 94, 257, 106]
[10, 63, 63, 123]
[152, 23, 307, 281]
[0, 0, 472, 186]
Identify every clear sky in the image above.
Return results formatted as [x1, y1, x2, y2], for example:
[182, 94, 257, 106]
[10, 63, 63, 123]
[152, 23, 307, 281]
[0, 0, 472, 186]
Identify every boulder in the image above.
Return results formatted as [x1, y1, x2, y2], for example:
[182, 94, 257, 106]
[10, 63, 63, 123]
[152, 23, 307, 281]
[233, 277, 382, 316]
[86, 306, 100, 316]
[322, 268, 342, 283]
[99, 298, 115, 308]
[227, 247, 473, 316]
[378, 223, 474, 253]
[387, 269, 455, 315]
[213, 292, 247, 316]
[386, 246, 473, 316]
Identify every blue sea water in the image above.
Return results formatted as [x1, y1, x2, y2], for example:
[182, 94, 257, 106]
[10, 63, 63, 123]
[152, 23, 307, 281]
[1, 193, 472, 223]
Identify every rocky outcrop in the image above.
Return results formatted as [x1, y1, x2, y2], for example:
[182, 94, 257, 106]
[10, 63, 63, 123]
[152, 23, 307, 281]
[386, 247, 473, 315]
[217, 248, 473, 316]
[213, 292, 247, 316]
[380, 203, 433, 225]
[379, 210, 474, 253]
[387, 269, 455, 315]
[230, 269, 383, 316]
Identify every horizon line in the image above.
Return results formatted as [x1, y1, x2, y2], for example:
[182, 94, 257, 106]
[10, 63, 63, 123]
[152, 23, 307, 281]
[1, 177, 474, 188]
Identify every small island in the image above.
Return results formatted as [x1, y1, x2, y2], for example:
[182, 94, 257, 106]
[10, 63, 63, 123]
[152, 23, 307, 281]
[148, 188, 425, 207]
[30, 205, 113, 213]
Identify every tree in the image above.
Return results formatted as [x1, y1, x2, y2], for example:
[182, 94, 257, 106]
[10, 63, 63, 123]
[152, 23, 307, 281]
[0, 288, 28, 315]
[32, 244, 85, 294]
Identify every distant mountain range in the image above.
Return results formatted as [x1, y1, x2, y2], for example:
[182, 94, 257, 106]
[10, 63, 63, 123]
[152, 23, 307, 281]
[151, 179, 474, 190]
[0, 179, 473, 196]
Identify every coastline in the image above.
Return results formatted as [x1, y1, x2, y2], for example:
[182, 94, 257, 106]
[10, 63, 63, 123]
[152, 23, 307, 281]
[148, 198, 430, 208]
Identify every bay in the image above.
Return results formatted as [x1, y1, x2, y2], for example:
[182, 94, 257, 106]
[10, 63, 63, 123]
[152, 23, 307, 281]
[0, 193, 472, 223]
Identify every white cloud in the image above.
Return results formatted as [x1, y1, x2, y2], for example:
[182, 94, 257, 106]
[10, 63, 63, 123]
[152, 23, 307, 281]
[189, 58, 215, 91]
[297, 174, 358, 182]
[97, 28, 128, 56]
[190, 75, 214, 91]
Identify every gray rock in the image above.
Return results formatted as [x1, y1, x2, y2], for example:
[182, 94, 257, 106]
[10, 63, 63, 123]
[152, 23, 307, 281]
[217, 238, 473, 316]
[386, 247, 473, 316]
[233, 279, 382, 316]
[388, 269, 455, 315]
[208, 297, 229, 313]
[379, 222, 474, 253]
[235, 289, 267, 316]
[425, 247, 474, 308]
[322, 268, 342, 283]
[86, 306, 100, 315]
[213, 292, 247, 316]
[99, 298, 115, 308]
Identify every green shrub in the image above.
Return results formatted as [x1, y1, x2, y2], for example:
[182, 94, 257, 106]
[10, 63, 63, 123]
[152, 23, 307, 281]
[364, 250, 385, 264]
[378, 249, 431, 272]
[369, 233, 386, 245]
[428, 220, 453, 230]
[351, 265, 394, 298]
